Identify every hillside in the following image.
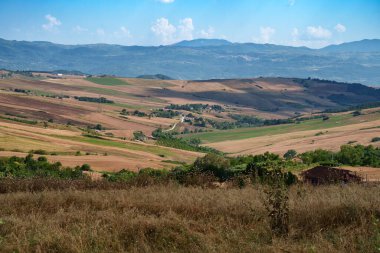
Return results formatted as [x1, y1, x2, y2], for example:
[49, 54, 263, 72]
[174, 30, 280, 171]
[0, 73, 379, 172]
[321, 39, 380, 53]
[1, 38, 380, 85]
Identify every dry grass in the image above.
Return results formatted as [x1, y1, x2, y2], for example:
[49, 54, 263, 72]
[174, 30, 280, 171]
[0, 182, 379, 252]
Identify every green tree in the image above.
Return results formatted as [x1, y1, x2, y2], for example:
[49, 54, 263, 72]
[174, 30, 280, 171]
[338, 145, 364, 166]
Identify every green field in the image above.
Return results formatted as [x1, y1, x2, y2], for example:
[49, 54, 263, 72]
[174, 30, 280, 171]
[86, 77, 130, 86]
[182, 112, 380, 143]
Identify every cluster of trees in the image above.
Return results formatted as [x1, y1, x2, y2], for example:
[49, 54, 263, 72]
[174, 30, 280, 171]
[0, 115, 38, 125]
[74, 96, 114, 104]
[323, 101, 380, 113]
[165, 104, 224, 113]
[104, 152, 298, 186]
[0, 154, 88, 179]
[133, 131, 146, 141]
[150, 109, 181, 119]
[42, 94, 69, 99]
[299, 145, 380, 167]
[12, 88, 30, 93]
[230, 114, 294, 126]
[152, 128, 219, 154]
[293, 77, 365, 87]
[121, 109, 181, 119]
[87, 124, 105, 131]
[120, 109, 147, 117]
[204, 114, 296, 130]
[203, 114, 329, 130]
[179, 127, 209, 135]
[1, 145, 379, 186]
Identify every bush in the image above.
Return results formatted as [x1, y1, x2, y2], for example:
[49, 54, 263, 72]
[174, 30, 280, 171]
[299, 145, 380, 167]
[74, 96, 114, 104]
[284, 149, 297, 160]
[299, 149, 335, 164]
[31, 149, 48, 155]
[80, 164, 91, 171]
[193, 153, 231, 181]
[0, 154, 86, 179]
[151, 109, 181, 118]
[263, 176, 289, 236]
[133, 131, 146, 141]
[153, 128, 221, 154]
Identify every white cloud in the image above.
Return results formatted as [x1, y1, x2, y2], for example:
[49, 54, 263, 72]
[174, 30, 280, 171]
[158, 0, 174, 3]
[178, 18, 194, 40]
[151, 18, 177, 44]
[306, 26, 331, 39]
[288, 0, 296, 6]
[73, 25, 87, 33]
[96, 28, 105, 36]
[291, 28, 299, 38]
[42, 14, 61, 31]
[119, 26, 132, 37]
[200, 26, 215, 38]
[259, 26, 275, 43]
[334, 23, 346, 33]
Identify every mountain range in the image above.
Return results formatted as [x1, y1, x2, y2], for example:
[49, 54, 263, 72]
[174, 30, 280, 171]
[0, 38, 379, 85]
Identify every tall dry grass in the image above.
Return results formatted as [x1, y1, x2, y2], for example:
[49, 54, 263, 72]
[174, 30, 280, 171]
[0, 183, 379, 252]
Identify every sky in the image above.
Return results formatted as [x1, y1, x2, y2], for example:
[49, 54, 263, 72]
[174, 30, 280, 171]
[0, 0, 379, 48]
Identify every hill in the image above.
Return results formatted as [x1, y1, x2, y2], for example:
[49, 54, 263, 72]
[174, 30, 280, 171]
[173, 39, 232, 47]
[0, 74, 379, 169]
[136, 74, 173, 80]
[0, 38, 380, 85]
[321, 39, 380, 53]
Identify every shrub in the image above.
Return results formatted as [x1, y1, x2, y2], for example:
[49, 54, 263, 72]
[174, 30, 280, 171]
[283, 149, 297, 160]
[193, 153, 232, 181]
[263, 174, 289, 237]
[0, 154, 86, 179]
[153, 128, 220, 154]
[31, 149, 48, 155]
[133, 131, 146, 141]
[80, 164, 91, 171]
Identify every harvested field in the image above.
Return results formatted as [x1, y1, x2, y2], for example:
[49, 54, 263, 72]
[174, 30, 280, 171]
[0, 120, 201, 171]
[82, 113, 157, 136]
[341, 166, 380, 182]
[207, 118, 380, 155]
[0, 151, 165, 171]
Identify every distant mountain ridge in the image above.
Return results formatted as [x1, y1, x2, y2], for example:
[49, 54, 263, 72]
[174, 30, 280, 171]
[136, 74, 173, 80]
[173, 39, 233, 47]
[320, 39, 380, 53]
[0, 38, 379, 85]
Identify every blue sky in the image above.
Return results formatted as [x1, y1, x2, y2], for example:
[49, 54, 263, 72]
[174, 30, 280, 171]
[0, 0, 379, 48]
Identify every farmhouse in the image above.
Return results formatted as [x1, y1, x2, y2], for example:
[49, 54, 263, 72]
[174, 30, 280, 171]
[301, 166, 362, 185]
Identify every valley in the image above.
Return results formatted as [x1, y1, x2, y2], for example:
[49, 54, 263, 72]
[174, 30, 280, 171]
[0, 71, 379, 172]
